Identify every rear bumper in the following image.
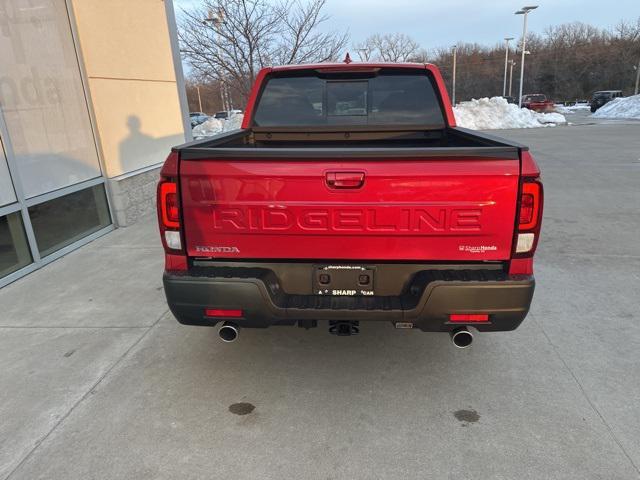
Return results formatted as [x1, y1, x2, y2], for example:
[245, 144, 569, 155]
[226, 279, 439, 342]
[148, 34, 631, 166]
[163, 267, 535, 332]
[528, 104, 554, 113]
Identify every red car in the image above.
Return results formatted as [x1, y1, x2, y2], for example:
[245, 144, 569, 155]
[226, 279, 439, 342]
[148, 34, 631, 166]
[521, 94, 555, 112]
[158, 61, 543, 348]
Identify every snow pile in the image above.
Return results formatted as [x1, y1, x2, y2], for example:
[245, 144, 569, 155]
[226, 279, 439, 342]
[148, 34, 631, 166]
[454, 97, 566, 130]
[192, 113, 244, 138]
[592, 94, 640, 119]
[555, 103, 590, 114]
[224, 112, 244, 131]
[192, 117, 223, 138]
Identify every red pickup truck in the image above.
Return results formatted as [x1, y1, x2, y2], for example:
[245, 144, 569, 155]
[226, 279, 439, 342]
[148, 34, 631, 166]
[521, 94, 555, 113]
[158, 62, 543, 348]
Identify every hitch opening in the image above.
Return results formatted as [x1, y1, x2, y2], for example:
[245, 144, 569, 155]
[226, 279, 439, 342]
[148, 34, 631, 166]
[329, 321, 359, 336]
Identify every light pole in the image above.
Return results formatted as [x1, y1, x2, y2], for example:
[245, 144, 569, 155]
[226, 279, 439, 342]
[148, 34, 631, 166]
[452, 45, 458, 105]
[508, 59, 516, 97]
[503, 37, 513, 97]
[196, 85, 203, 113]
[515, 5, 538, 107]
[634, 56, 640, 95]
[205, 9, 230, 112]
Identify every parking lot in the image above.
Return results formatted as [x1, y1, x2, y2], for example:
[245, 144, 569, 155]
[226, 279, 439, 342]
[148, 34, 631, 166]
[1, 120, 639, 480]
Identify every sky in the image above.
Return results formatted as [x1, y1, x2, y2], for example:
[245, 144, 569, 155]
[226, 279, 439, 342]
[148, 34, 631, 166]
[174, 0, 640, 51]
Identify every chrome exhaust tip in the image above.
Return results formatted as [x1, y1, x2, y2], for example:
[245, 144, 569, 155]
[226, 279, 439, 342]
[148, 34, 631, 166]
[219, 322, 239, 343]
[450, 327, 473, 348]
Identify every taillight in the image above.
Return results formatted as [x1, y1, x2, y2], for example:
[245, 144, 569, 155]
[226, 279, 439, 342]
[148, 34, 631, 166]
[159, 182, 180, 228]
[158, 178, 183, 250]
[519, 182, 540, 230]
[514, 178, 543, 257]
[158, 152, 186, 271]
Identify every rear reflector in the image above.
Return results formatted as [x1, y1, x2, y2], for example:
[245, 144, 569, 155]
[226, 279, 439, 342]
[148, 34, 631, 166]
[449, 314, 489, 322]
[516, 233, 535, 253]
[165, 253, 187, 271]
[164, 231, 182, 250]
[204, 309, 243, 318]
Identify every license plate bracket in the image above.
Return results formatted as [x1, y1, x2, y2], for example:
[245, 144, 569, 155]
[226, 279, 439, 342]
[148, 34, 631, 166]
[313, 265, 375, 296]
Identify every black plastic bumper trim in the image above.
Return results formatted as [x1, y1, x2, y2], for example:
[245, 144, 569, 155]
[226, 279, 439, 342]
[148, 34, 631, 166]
[163, 267, 534, 332]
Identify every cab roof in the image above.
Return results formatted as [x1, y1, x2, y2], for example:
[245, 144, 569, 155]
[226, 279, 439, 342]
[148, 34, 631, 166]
[269, 62, 434, 72]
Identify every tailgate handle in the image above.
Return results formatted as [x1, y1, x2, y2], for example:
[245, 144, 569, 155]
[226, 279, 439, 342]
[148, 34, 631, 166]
[326, 171, 365, 189]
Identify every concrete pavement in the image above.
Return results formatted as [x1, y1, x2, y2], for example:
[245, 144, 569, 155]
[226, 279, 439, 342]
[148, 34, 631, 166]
[0, 122, 639, 480]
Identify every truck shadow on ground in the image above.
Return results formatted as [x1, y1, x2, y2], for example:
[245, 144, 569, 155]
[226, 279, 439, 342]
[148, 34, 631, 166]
[147, 312, 532, 413]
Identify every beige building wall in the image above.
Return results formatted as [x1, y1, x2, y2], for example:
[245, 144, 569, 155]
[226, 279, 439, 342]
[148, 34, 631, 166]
[70, 0, 188, 225]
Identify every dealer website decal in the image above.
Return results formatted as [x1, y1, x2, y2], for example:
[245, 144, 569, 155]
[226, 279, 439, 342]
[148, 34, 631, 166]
[458, 245, 498, 253]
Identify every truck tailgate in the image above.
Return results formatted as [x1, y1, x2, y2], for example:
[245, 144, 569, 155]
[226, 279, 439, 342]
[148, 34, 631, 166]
[179, 157, 519, 261]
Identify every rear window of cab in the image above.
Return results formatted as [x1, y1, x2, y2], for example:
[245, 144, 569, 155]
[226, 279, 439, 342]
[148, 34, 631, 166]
[252, 69, 445, 127]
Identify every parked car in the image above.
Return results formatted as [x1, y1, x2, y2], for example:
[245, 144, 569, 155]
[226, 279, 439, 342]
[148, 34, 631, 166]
[590, 90, 623, 112]
[502, 96, 517, 104]
[214, 109, 243, 119]
[189, 113, 209, 128]
[521, 94, 555, 112]
[158, 62, 543, 348]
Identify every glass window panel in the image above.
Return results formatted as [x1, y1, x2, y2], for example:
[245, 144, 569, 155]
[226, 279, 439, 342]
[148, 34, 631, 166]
[327, 82, 368, 116]
[28, 184, 110, 257]
[369, 74, 443, 124]
[253, 70, 445, 127]
[253, 76, 325, 126]
[0, 211, 32, 278]
[0, 0, 101, 198]
[0, 136, 17, 207]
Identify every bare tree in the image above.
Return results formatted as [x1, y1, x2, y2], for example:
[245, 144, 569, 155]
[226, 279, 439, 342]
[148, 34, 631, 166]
[612, 18, 640, 42]
[407, 48, 430, 63]
[353, 41, 375, 61]
[179, 0, 348, 104]
[429, 16, 640, 102]
[185, 78, 243, 114]
[353, 33, 420, 62]
[353, 36, 378, 62]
